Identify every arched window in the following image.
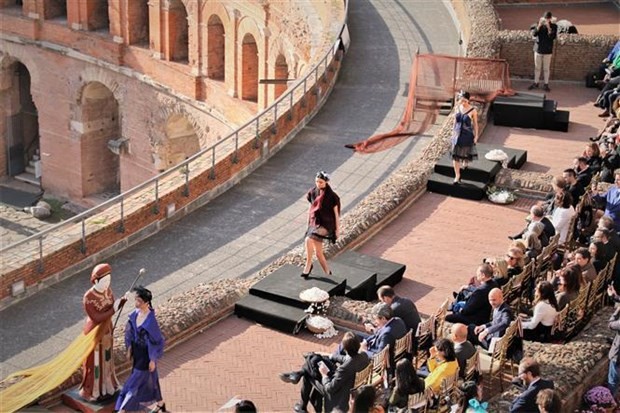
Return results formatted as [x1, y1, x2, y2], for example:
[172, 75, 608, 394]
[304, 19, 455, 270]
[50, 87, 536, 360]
[168, 0, 188, 62]
[274, 54, 289, 99]
[241, 33, 258, 102]
[207, 14, 225, 80]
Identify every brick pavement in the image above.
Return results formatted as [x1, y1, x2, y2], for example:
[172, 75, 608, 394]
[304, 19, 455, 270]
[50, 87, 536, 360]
[151, 81, 602, 412]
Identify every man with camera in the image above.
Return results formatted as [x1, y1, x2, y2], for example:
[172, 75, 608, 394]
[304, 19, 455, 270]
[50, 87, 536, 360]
[528, 11, 557, 92]
[279, 332, 370, 413]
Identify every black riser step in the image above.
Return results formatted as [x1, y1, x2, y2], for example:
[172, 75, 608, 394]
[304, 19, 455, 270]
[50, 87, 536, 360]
[427, 172, 487, 200]
[493, 92, 545, 129]
[475, 143, 527, 170]
[329, 261, 377, 302]
[249, 264, 346, 309]
[235, 295, 307, 334]
[332, 250, 406, 289]
[434, 154, 501, 182]
[546, 110, 570, 132]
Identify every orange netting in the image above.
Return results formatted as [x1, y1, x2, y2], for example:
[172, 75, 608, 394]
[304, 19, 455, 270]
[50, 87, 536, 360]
[345, 53, 515, 153]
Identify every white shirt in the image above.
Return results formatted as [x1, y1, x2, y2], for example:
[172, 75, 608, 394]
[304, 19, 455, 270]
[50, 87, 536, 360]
[551, 206, 576, 243]
[523, 300, 557, 329]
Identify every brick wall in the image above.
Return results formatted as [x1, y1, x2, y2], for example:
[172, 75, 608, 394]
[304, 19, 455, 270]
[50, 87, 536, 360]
[0, 53, 343, 305]
[498, 30, 617, 81]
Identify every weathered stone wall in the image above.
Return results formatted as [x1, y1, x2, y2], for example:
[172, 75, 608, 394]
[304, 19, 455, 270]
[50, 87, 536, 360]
[498, 30, 617, 81]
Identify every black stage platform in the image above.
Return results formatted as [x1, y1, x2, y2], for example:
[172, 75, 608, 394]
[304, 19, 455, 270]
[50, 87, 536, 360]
[331, 250, 406, 290]
[427, 144, 527, 200]
[234, 253, 406, 334]
[493, 92, 569, 132]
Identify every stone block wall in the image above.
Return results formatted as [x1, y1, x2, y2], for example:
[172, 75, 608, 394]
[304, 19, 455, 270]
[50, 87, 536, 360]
[498, 30, 618, 81]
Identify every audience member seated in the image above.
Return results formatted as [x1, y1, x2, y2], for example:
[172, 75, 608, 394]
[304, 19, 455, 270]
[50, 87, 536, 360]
[536, 389, 562, 413]
[447, 264, 498, 326]
[450, 323, 476, 378]
[387, 359, 425, 411]
[592, 172, 620, 233]
[574, 156, 593, 189]
[570, 247, 598, 283]
[562, 169, 585, 208]
[584, 143, 603, 173]
[590, 241, 608, 273]
[599, 215, 620, 251]
[553, 265, 582, 311]
[509, 358, 555, 413]
[598, 83, 620, 118]
[510, 240, 530, 264]
[377, 285, 421, 335]
[360, 303, 407, 370]
[540, 176, 567, 216]
[551, 191, 575, 245]
[593, 228, 618, 264]
[598, 137, 620, 183]
[523, 223, 544, 258]
[510, 205, 556, 247]
[468, 288, 513, 350]
[520, 282, 558, 343]
[349, 385, 385, 413]
[424, 338, 459, 394]
[458, 379, 486, 413]
[279, 332, 370, 413]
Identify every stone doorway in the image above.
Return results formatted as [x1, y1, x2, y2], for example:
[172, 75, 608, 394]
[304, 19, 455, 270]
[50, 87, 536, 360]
[79, 82, 120, 197]
[3, 61, 40, 182]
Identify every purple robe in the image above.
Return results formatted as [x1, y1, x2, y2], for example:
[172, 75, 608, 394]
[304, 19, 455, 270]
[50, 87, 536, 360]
[115, 309, 165, 411]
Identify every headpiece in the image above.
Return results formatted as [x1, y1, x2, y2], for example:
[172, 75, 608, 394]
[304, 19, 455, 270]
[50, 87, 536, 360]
[316, 171, 330, 182]
[90, 263, 112, 284]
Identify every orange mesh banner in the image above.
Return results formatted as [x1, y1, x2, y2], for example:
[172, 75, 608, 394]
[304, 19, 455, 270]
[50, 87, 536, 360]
[345, 54, 514, 153]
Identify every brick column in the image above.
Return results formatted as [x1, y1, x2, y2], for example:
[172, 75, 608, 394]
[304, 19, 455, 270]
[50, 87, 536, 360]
[21, 0, 41, 18]
[259, 26, 269, 109]
[226, 7, 240, 98]
[108, 0, 123, 43]
[148, 0, 164, 59]
[67, 0, 108, 31]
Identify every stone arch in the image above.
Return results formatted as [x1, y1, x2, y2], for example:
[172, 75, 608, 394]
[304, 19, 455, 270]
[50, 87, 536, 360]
[240, 33, 258, 102]
[0, 48, 42, 86]
[0, 60, 40, 179]
[274, 54, 289, 100]
[206, 14, 225, 80]
[156, 113, 201, 171]
[78, 81, 121, 196]
[76, 67, 125, 106]
[237, 16, 263, 103]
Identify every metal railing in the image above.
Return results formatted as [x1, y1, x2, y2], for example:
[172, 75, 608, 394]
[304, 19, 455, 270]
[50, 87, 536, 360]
[0, 2, 349, 277]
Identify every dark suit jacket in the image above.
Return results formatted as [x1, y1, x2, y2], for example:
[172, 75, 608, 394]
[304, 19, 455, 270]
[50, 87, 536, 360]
[567, 183, 585, 207]
[366, 317, 407, 358]
[391, 296, 421, 334]
[576, 167, 592, 189]
[322, 352, 370, 412]
[454, 340, 476, 377]
[485, 303, 513, 339]
[509, 378, 554, 412]
[459, 279, 498, 325]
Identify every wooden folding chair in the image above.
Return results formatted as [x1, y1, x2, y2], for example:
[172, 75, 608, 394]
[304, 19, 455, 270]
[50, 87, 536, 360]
[464, 350, 480, 382]
[414, 316, 435, 369]
[407, 391, 428, 412]
[550, 303, 569, 343]
[352, 362, 373, 390]
[394, 329, 413, 364]
[479, 318, 521, 391]
[434, 299, 451, 340]
[370, 345, 389, 388]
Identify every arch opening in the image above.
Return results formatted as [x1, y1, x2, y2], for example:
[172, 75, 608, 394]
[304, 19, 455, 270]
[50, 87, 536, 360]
[128, 0, 149, 45]
[79, 81, 120, 196]
[207, 14, 225, 80]
[241, 33, 258, 102]
[274, 54, 289, 100]
[156, 114, 200, 171]
[168, 0, 189, 62]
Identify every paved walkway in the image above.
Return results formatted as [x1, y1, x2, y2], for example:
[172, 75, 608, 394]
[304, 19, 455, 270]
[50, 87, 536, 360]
[0, 0, 459, 380]
[150, 82, 601, 412]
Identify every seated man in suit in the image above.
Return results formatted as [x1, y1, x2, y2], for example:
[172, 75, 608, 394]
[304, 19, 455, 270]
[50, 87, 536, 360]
[574, 156, 593, 189]
[563, 168, 585, 207]
[509, 205, 556, 247]
[279, 332, 370, 413]
[468, 288, 513, 350]
[509, 357, 554, 413]
[361, 303, 408, 359]
[446, 264, 498, 326]
[450, 323, 476, 378]
[377, 285, 421, 335]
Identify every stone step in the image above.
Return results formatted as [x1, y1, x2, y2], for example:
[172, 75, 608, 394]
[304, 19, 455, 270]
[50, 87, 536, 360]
[14, 172, 41, 187]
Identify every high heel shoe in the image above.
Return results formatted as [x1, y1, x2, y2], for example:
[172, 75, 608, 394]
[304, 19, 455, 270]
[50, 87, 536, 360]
[149, 403, 166, 413]
[301, 264, 313, 278]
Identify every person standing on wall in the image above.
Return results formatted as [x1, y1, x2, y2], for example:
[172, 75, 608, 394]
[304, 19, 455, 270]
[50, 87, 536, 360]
[529, 11, 557, 92]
